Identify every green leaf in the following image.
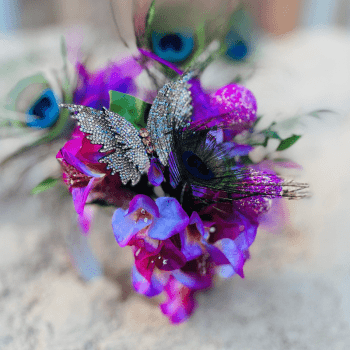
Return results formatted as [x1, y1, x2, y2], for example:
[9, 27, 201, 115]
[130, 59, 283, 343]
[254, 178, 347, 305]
[262, 137, 268, 148]
[109, 91, 151, 130]
[31, 177, 59, 194]
[261, 129, 281, 140]
[276, 134, 301, 151]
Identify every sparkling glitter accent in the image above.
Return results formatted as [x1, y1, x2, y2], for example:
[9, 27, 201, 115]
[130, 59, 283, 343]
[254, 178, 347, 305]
[211, 84, 257, 129]
[60, 104, 150, 186]
[147, 71, 194, 166]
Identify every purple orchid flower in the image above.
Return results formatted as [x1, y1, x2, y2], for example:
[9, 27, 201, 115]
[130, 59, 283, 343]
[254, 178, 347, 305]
[179, 208, 254, 280]
[74, 57, 143, 109]
[137, 203, 259, 324]
[113, 195, 189, 245]
[112, 195, 189, 294]
[200, 203, 259, 278]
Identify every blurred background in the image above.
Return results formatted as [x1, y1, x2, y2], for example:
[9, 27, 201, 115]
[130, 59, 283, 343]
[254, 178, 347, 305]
[1, 1, 350, 349]
[2, 0, 350, 34]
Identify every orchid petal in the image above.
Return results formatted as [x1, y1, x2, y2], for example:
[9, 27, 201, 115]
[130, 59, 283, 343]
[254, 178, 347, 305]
[132, 264, 151, 295]
[61, 148, 104, 178]
[234, 222, 258, 252]
[172, 269, 212, 290]
[112, 208, 150, 247]
[218, 264, 236, 278]
[132, 265, 165, 297]
[160, 297, 195, 325]
[180, 212, 206, 261]
[214, 238, 245, 278]
[77, 206, 94, 236]
[150, 198, 189, 240]
[180, 235, 202, 261]
[134, 254, 155, 282]
[189, 212, 206, 238]
[131, 230, 160, 254]
[72, 177, 97, 215]
[204, 242, 231, 266]
[160, 276, 196, 324]
[128, 194, 160, 218]
[157, 240, 187, 271]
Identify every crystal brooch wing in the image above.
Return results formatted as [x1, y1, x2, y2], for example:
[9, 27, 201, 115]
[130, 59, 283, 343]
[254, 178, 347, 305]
[146, 71, 194, 166]
[60, 104, 150, 185]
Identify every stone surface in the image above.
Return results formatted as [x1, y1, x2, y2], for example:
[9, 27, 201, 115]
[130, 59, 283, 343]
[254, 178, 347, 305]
[1, 27, 350, 349]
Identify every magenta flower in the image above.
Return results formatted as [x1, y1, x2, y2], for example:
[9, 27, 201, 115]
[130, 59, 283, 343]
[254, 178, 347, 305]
[59, 149, 104, 234]
[179, 207, 255, 280]
[57, 127, 131, 234]
[113, 195, 189, 245]
[112, 195, 189, 294]
[180, 212, 208, 261]
[56, 53, 147, 234]
[110, 192, 263, 323]
[157, 202, 255, 324]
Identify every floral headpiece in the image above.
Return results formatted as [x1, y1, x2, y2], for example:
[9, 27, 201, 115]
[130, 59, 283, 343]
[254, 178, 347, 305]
[56, 51, 308, 323]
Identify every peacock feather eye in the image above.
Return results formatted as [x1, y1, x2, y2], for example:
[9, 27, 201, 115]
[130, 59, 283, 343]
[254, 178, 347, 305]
[6, 73, 62, 130]
[151, 31, 195, 63]
[168, 125, 233, 192]
[26, 89, 60, 129]
[138, 1, 207, 72]
[222, 6, 255, 62]
[181, 150, 214, 181]
[225, 30, 249, 61]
